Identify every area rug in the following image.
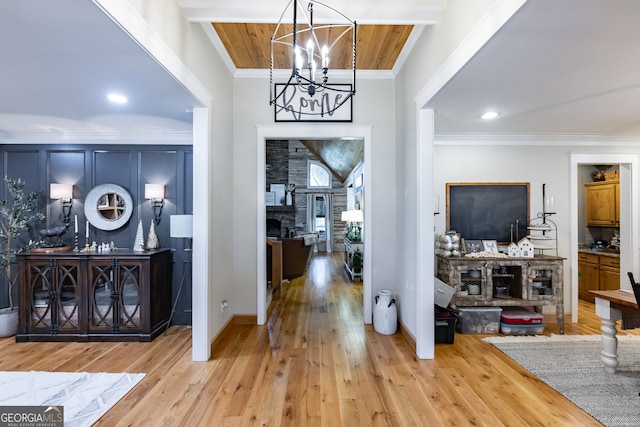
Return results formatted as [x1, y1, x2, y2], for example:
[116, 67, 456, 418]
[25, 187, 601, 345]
[0, 371, 145, 427]
[484, 334, 640, 427]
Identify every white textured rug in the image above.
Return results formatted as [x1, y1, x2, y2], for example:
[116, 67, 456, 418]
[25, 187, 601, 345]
[0, 371, 145, 427]
[484, 334, 640, 427]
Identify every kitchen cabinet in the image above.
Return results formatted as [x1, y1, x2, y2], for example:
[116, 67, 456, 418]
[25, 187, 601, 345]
[578, 251, 620, 302]
[436, 255, 565, 333]
[599, 255, 620, 291]
[17, 249, 172, 342]
[578, 252, 600, 302]
[585, 180, 619, 226]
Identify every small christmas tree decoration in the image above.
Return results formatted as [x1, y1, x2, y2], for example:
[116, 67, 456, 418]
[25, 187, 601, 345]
[146, 220, 160, 250]
[133, 220, 145, 252]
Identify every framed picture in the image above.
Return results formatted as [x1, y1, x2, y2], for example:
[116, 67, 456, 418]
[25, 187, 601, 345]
[482, 240, 499, 253]
[265, 192, 276, 206]
[465, 240, 483, 254]
[270, 184, 286, 206]
[273, 83, 353, 122]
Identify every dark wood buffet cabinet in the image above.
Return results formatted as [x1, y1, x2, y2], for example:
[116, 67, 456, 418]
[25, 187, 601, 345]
[17, 249, 172, 342]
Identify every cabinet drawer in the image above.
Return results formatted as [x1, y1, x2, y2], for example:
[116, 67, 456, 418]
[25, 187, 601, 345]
[599, 256, 620, 269]
[578, 252, 599, 264]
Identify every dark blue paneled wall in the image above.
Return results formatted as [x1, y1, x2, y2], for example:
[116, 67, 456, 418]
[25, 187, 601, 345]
[0, 144, 193, 325]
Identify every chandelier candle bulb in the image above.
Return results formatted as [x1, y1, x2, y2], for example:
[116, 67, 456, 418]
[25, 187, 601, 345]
[322, 46, 329, 68]
[295, 46, 303, 69]
[306, 39, 314, 61]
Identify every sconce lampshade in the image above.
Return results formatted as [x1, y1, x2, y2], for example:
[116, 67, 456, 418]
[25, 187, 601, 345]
[145, 183, 164, 200]
[50, 183, 73, 199]
[170, 214, 193, 238]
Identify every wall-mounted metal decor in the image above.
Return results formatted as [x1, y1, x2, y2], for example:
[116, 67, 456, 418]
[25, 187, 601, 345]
[84, 183, 133, 231]
[274, 83, 353, 122]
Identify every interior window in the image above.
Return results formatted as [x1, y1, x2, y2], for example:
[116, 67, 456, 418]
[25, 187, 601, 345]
[308, 162, 331, 188]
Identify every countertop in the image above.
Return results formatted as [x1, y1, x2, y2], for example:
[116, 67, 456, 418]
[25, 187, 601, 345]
[578, 248, 620, 258]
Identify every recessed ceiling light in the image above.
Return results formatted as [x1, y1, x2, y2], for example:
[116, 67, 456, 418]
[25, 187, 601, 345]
[481, 111, 499, 120]
[107, 93, 128, 104]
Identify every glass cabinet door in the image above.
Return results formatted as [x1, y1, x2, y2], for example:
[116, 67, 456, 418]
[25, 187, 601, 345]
[89, 261, 116, 331]
[527, 264, 557, 300]
[118, 263, 141, 329]
[27, 261, 54, 333]
[26, 259, 80, 334]
[88, 259, 141, 333]
[455, 265, 487, 300]
[54, 262, 80, 331]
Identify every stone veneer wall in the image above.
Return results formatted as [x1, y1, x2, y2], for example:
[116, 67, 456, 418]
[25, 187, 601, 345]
[266, 140, 349, 252]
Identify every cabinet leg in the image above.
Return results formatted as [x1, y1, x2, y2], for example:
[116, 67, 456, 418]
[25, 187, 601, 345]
[556, 304, 564, 334]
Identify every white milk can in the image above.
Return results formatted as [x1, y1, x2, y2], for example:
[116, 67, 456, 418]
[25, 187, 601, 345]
[373, 290, 397, 335]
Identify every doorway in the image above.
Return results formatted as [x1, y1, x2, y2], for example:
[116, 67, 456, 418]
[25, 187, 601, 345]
[307, 193, 332, 252]
[570, 154, 639, 323]
[257, 126, 373, 325]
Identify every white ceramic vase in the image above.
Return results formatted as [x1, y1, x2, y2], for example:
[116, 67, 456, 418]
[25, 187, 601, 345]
[373, 290, 397, 335]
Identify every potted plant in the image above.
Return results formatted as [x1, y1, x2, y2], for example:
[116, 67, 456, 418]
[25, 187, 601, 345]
[0, 177, 44, 337]
[352, 248, 363, 273]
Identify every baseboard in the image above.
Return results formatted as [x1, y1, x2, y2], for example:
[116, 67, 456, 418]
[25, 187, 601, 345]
[398, 320, 416, 350]
[210, 314, 259, 356]
[234, 315, 258, 325]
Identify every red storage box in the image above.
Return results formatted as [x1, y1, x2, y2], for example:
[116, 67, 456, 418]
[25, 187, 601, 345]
[500, 307, 543, 325]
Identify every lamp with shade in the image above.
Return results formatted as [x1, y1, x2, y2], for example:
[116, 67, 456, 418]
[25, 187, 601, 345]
[341, 209, 364, 241]
[166, 214, 193, 332]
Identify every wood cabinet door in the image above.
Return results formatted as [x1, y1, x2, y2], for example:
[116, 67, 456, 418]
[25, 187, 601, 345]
[586, 183, 617, 226]
[578, 262, 599, 302]
[599, 266, 620, 291]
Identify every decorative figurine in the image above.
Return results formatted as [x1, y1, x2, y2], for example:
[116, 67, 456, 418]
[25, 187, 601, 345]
[133, 220, 145, 252]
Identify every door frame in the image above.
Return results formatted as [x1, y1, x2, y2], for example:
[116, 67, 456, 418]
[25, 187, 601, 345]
[256, 125, 373, 324]
[570, 153, 638, 323]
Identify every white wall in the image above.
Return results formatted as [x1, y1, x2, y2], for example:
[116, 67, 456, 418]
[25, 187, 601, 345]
[394, 0, 496, 354]
[434, 142, 640, 318]
[232, 77, 397, 316]
[125, 0, 235, 357]
[434, 143, 573, 310]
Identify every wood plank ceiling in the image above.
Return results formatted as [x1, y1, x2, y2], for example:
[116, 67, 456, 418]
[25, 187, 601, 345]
[212, 23, 413, 70]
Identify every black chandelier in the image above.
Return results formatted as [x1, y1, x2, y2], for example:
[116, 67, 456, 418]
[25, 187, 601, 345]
[269, 0, 356, 119]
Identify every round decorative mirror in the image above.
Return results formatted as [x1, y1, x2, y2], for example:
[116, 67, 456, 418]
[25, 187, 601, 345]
[84, 184, 134, 231]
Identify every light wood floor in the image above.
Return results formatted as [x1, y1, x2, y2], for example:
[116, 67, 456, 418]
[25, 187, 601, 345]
[0, 253, 637, 426]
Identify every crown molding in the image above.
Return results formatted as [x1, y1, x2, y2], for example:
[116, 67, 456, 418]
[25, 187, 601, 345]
[435, 132, 640, 146]
[0, 129, 193, 145]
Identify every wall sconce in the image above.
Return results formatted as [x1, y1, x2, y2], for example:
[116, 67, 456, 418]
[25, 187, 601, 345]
[145, 184, 165, 225]
[50, 183, 73, 228]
